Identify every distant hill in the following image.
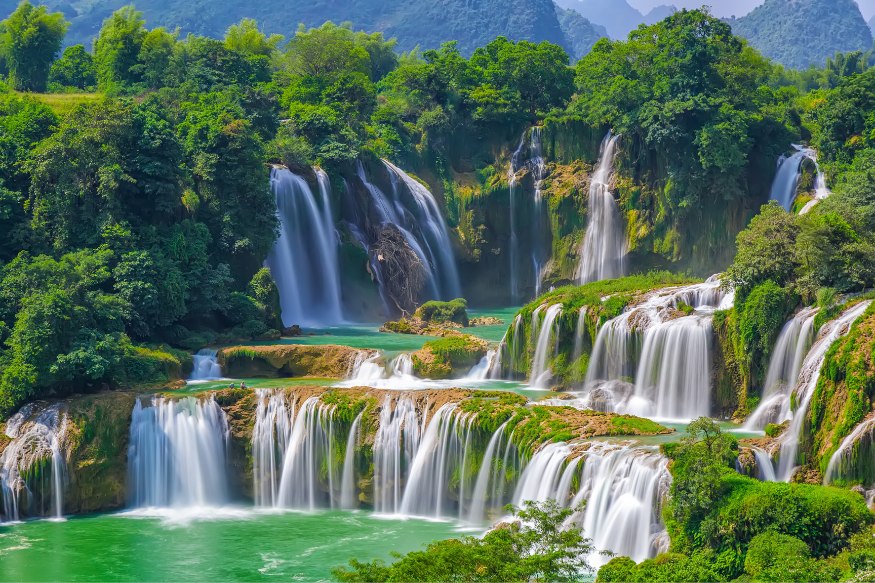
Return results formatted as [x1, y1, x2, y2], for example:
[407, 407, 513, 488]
[556, 5, 609, 60]
[555, 0, 645, 39]
[644, 5, 677, 25]
[0, 0, 571, 56]
[730, 0, 873, 69]
[869, 13, 875, 35]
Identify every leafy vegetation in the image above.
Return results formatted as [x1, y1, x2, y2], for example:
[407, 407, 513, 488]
[413, 298, 469, 326]
[333, 500, 595, 582]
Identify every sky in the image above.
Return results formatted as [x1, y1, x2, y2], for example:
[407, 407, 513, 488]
[627, 0, 875, 20]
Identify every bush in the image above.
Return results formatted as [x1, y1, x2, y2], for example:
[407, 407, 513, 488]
[414, 298, 468, 325]
[744, 532, 840, 582]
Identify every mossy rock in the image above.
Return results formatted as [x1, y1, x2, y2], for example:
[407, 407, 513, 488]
[413, 298, 469, 326]
[411, 334, 488, 379]
[218, 344, 361, 378]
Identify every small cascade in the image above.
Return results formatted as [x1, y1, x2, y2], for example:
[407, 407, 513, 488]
[570, 443, 671, 566]
[799, 166, 832, 215]
[468, 422, 517, 522]
[188, 349, 222, 382]
[0, 403, 68, 522]
[577, 132, 625, 284]
[266, 167, 344, 327]
[572, 307, 587, 362]
[776, 300, 872, 481]
[383, 161, 462, 300]
[824, 417, 875, 486]
[631, 316, 713, 421]
[127, 396, 230, 509]
[251, 390, 345, 510]
[373, 396, 422, 513]
[340, 411, 364, 509]
[399, 404, 475, 519]
[582, 279, 732, 420]
[507, 128, 551, 301]
[770, 146, 830, 213]
[750, 447, 777, 482]
[512, 441, 670, 565]
[744, 308, 817, 430]
[529, 304, 563, 388]
[346, 351, 385, 383]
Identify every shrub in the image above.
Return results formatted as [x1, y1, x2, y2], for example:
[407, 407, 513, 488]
[414, 298, 468, 325]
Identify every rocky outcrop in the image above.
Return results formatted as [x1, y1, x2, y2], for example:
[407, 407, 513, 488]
[217, 344, 362, 378]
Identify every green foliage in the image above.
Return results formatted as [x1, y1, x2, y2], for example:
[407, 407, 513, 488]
[413, 298, 468, 325]
[333, 500, 594, 582]
[737, 281, 795, 381]
[48, 45, 96, 89]
[93, 6, 147, 92]
[598, 552, 724, 583]
[0, 1, 68, 91]
[743, 531, 840, 582]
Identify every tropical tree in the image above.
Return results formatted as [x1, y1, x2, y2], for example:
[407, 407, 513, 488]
[0, 1, 68, 91]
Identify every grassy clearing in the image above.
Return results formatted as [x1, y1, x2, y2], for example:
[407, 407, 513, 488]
[14, 91, 102, 115]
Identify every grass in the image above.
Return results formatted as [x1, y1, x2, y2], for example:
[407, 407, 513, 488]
[14, 91, 102, 115]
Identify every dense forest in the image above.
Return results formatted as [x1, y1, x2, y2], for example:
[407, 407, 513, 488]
[3, 1, 875, 581]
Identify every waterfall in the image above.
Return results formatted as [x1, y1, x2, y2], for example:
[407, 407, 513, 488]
[824, 417, 875, 486]
[769, 146, 831, 212]
[251, 390, 345, 510]
[744, 308, 817, 430]
[529, 304, 563, 388]
[468, 421, 517, 522]
[582, 279, 731, 420]
[346, 352, 385, 383]
[799, 163, 832, 215]
[340, 411, 364, 509]
[577, 132, 625, 284]
[512, 441, 670, 565]
[127, 396, 230, 509]
[373, 396, 422, 513]
[630, 316, 713, 421]
[750, 446, 777, 482]
[383, 161, 461, 300]
[0, 403, 68, 522]
[569, 443, 671, 566]
[507, 128, 551, 301]
[188, 349, 222, 382]
[776, 301, 871, 481]
[399, 404, 475, 519]
[266, 167, 343, 327]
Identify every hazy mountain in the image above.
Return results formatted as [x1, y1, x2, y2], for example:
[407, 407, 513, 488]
[643, 5, 677, 24]
[556, 0, 645, 39]
[730, 0, 873, 69]
[556, 5, 609, 59]
[869, 12, 875, 34]
[0, 0, 569, 55]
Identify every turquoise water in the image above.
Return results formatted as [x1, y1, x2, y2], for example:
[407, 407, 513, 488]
[0, 510, 471, 582]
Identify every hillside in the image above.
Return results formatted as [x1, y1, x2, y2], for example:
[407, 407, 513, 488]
[556, 5, 608, 60]
[556, 0, 646, 38]
[0, 0, 569, 55]
[730, 0, 873, 69]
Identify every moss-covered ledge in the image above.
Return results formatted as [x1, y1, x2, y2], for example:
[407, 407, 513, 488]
[217, 344, 364, 378]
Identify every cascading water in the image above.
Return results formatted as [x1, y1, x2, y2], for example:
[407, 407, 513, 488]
[340, 411, 364, 509]
[383, 161, 462, 300]
[373, 396, 422, 513]
[127, 396, 230, 509]
[581, 279, 733, 420]
[507, 128, 551, 301]
[769, 146, 830, 212]
[0, 403, 68, 522]
[529, 304, 563, 388]
[399, 404, 475, 518]
[512, 441, 670, 565]
[266, 167, 344, 327]
[188, 349, 222, 382]
[744, 308, 817, 431]
[776, 301, 871, 481]
[824, 417, 875, 486]
[577, 132, 625, 284]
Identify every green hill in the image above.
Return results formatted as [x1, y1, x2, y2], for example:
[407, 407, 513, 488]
[556, 5, 608, 60]
[0, 0, 570, 55]
[730, 0, 873, 69]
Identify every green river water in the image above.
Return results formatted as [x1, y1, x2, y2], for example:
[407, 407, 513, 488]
[0, 510, 470, 582]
